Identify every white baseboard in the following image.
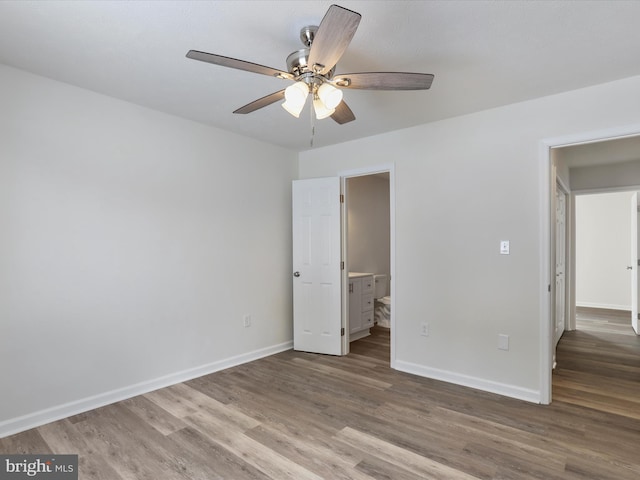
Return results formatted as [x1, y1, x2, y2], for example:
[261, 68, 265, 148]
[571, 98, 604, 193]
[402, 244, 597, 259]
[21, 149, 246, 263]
[394, 360, 541, 404]
[0, 341, 292, 439]
[576, 302, 631, 311]
[349, 329, 370, 342]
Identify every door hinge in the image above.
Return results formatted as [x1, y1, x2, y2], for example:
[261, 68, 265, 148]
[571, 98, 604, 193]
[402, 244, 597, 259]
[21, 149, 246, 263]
[340, 194, 344, 203]
[341, 261, 345, 270]
[548, 284, 551, 292]
[341, 327, 345, 336]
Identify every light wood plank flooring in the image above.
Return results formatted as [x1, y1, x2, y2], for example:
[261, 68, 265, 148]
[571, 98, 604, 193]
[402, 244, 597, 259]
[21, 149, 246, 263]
[2, 322, 640, 479]
[574, 306, 636, 336]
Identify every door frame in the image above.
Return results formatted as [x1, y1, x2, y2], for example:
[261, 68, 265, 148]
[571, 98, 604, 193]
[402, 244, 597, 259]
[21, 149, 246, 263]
[539, 123, 640, 404]
[339, 164, 396, 367]
[632, 192, 639, 334]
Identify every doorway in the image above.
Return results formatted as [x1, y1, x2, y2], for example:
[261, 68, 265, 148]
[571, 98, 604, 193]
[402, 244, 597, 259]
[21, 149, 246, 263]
[291, 166, 396, 363]
[541, 128, 640, 404]
[340, 165, 395, 366]
[574, 191, 639, 332]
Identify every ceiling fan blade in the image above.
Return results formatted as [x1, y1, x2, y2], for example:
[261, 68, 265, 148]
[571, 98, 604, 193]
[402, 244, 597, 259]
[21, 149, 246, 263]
[233, 90, 286, 114]
[308, 5, 361, 75]
[186, 50, 293, 80]
[331, 101, 356, 125]
[333, 72, 434, 90]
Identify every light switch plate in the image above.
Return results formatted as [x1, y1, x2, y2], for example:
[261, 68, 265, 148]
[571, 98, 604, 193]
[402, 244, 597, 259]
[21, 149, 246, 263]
[498, 334, 509, 351]
[420, 322, 428, 337]
[500, 240, 510, 255]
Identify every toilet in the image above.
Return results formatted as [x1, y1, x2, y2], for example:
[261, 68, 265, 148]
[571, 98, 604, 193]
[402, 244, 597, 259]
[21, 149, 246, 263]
[373, 274, 391, 328]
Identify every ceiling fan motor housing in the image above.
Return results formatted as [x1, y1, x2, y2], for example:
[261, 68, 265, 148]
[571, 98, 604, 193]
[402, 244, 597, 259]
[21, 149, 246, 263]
[286, 45, 335, 93]
[286, 48, 311, 76]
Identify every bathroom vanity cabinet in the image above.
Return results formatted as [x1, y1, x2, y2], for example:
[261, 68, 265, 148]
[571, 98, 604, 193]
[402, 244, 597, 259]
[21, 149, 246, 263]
[348, 272, 374, 341]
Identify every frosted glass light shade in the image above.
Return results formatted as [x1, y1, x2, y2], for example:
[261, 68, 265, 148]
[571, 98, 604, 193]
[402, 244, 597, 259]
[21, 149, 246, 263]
[282, 100, 304, 118]
[317, 83, 343, 109]
[284, 81, 309, 107]
[313, 97, 335, 120]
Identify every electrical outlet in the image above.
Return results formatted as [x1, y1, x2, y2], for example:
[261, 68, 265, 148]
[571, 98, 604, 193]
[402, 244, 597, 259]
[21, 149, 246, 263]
[243, 315, 251, 328]
[498, 334, 509, 351]
[420, 322, 429, 337]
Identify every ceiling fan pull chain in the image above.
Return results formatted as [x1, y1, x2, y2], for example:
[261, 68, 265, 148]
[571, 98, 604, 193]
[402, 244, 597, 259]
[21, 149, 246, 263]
[310, 100, 315, 147]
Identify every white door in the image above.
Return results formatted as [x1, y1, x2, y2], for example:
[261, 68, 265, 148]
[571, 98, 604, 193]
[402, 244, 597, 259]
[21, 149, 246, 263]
[292, 177, 342, 355]
[554, 186, 566, 346]
[631, 193, 639, 334]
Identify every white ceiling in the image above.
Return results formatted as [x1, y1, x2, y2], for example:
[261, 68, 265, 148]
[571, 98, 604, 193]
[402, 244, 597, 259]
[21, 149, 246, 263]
[1, 1, 640, 152]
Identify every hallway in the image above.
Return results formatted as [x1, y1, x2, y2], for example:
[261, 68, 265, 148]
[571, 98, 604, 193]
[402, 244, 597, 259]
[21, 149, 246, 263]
[553, 307, 640, 419]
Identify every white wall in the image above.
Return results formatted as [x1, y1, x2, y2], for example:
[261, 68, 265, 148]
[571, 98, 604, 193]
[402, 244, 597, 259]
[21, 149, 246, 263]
[0, 64, 297, 436]
[347, 175, 390, 292]
[570, 159, 640, 191]
[575, 192, 633, 310]
[299, 74, 640, 402]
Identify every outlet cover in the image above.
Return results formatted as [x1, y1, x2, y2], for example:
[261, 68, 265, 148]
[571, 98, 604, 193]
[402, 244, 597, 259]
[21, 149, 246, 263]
[243, 315, 251, 328]
[498, 334, 509, 351]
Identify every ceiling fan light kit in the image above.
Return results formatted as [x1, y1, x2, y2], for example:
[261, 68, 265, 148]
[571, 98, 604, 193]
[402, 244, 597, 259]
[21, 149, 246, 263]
[282, 79, 343, 120]
[186, 4, 434, 126]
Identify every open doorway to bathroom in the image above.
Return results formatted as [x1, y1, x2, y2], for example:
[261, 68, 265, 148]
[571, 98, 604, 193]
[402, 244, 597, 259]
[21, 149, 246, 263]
[344, 172, 391, 363]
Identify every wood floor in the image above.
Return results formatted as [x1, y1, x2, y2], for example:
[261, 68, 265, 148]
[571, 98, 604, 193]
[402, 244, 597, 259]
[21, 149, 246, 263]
[554, 307, 640, 422]
[574, 306, 637, 336]
[2, 320, 640, 479]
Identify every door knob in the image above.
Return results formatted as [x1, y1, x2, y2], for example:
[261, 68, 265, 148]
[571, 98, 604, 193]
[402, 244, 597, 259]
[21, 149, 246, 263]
[627, 266, 633, 270]
[293, 271, 301, 277]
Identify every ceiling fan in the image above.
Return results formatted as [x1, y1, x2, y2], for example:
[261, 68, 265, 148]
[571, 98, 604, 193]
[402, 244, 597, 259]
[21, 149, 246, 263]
[186, 4, 434, 125]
